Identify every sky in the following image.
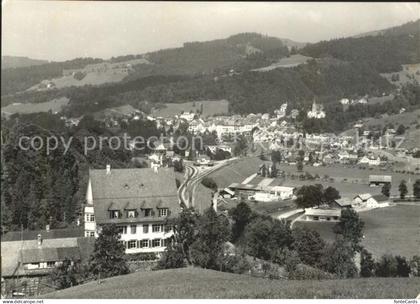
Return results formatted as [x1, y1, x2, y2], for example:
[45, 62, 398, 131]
[2, 1, 419, 61]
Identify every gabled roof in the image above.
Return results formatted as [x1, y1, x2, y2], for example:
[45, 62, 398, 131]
[355, 193, 372, 201]
[1, 228, 83, 242]
[89, 167, 180, 225]
[1, 237, 91, 277]
[334, 197, 353, 207]
[305, 208, 341, 217]
[372, 194, 390, 203]
[369, 175, 392, 182]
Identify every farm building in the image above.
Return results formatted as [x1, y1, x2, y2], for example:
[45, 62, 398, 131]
[331, 197, 354, 208]
[369, 175, 392, 186]
[252, 186, 295, 202]
[303, 208, 341, 222]
[1, 235, 93, 297]
[353, 193, 390, 209]
[227, 183, 260, 197]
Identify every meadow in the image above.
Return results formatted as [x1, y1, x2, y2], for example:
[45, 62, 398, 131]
[294, 204, 420, 259]
[151, 99, 229, 118]
[1, 97, 69, 116]
[252, 54, 313, 72]
[43, 267, 420, 299]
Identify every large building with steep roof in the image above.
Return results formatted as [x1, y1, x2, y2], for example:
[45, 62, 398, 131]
[84, 165, 181, 254]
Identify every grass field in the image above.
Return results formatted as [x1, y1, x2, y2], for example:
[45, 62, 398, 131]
[252, 54, 312, 72]
[151, 100, 229, 118]
[43, 267, 420, 299]
[208, 157, 265, 188]
[210, 156, 416, 197]
[1, 97, 69, 116]
[294, 204, 420, 259]
[28, 58, 151, 91]
[276, 163, 416, 197]
[381, 63, 420, 87]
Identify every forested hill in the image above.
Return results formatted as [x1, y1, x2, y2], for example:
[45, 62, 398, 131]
[1, 57, 104, 96]
[353, 19, 420, 38]
[300, 20, 420, 73]
[1, 33, 290, 96]
[125, 32, 291, 80]
[1, 56, 49, 69]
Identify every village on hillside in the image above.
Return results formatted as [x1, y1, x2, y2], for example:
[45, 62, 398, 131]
[2, 2, 420, 300]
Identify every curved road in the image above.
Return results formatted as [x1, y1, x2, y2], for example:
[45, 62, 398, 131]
[178, 158, 238, 212]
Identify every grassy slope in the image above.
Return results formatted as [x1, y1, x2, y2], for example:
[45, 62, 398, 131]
[1, 97, 69, 116]
[151, 100, 229, 118]
[43, 267, 420, 299]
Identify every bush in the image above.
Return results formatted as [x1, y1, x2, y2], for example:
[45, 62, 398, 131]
[201, 177, 218, 191]
[220, 254, 251, 274]
[156, 243, 186, 269]
[126, 252, 158, 261]
[289, 264, 335, 280]
[273, 248, 301, 273]
[375, 254, 398, 277]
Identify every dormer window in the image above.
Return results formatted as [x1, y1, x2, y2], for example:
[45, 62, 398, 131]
[127, 210, 137, 218]
[109, 210, 120, 219]
[143, 208, 152, 217]
[158, 208, 168, 217]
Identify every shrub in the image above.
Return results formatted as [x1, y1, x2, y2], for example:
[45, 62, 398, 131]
[127, 252, 158, 261]
[201, 177, 218, 191]
[156, 243, 186, 269]
[375, 254, 398, 277]
[289, 264, 335, 280]
[220, 254, 251, 274]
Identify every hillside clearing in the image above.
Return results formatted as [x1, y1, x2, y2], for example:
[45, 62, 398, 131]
[1, 97, 69, 116]
[252, 54, 312, 72]
[151, 100, 229, 118]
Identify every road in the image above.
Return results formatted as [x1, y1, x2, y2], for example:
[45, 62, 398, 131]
[178, 158, 238, 212]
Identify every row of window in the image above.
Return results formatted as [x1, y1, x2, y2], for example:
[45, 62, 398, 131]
[85, 214, 95, 222]
[122, 238, 170, 249]
[117, 224, 171, 235]
[24, 261, 59, 270]
[109, 208, 168, 219]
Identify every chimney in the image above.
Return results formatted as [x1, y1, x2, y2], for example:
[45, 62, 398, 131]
[106, 164, 111, 175]
[45, 224, 50, 232]
[37, 234, 42, 246]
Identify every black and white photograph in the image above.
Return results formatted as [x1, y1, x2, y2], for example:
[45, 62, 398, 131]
[1, 1, 420, 301]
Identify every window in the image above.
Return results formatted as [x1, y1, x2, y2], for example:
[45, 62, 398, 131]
[164, 225, 171, 233]
[127, 210, 136, 218]
[144, 208, 152, 217]
[152, 239, 161, 247]
[152, 224, 163, 233]
[313, 216, 319, 221]
[158, 208, 168, 217]
[117, 226, 127, 234]
[90, 232, 95, 237]
[128, 240, 137, 249]
[130, 225, 137, 234]
[47, 261, 55, 268]
[85, 213, 95, 222]
[110, 210, 120, 219]
[140, 239, 149, 248]
[143, 224, 149, 233]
